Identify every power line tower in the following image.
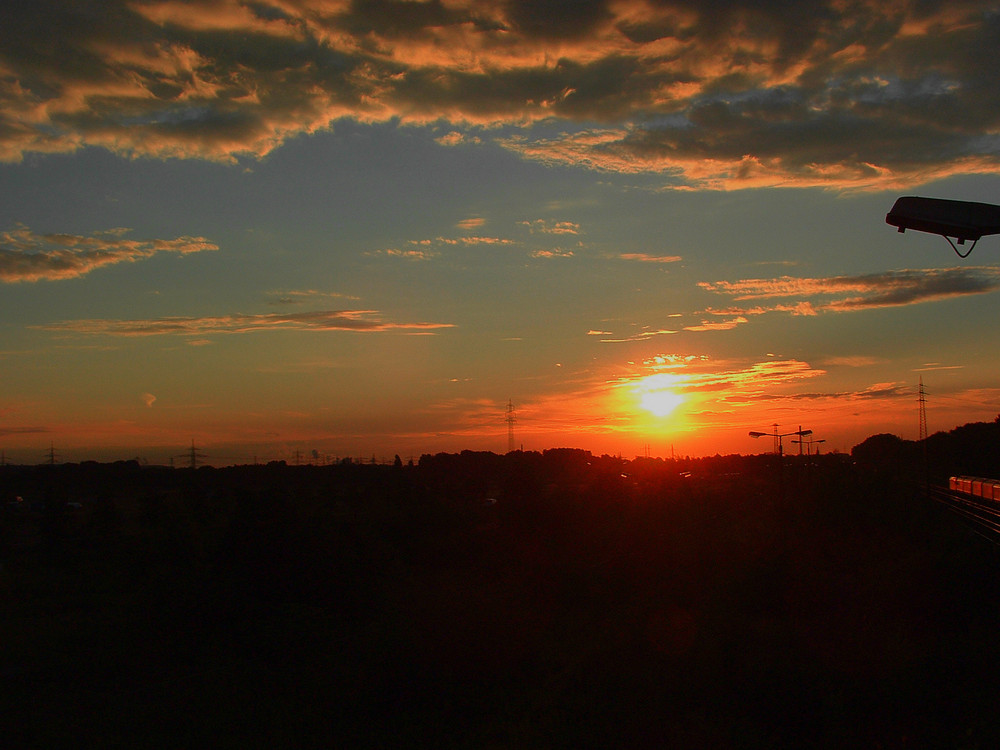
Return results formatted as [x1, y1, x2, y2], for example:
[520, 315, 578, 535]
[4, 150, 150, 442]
[506, 399, 517, 453]
[918, 377, 928, 442]
[918, 376, 929, 487]
[46, 442, 58, 466]
[181, 439, 205, 469]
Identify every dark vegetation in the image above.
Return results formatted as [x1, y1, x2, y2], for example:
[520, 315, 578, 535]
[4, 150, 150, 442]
[853, 415, 1000, 482]
[4, 427, 1000, 748]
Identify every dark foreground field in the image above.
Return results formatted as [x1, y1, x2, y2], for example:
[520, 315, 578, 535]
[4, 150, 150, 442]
[3, 451, 1000, 748]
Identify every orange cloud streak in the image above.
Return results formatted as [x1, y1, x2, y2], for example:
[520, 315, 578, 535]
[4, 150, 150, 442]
[0, 226, 218, 282]
[35, 309, 454, 336]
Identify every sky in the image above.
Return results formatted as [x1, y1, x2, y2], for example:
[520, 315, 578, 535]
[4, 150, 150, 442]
[3, 0, 1000, 465]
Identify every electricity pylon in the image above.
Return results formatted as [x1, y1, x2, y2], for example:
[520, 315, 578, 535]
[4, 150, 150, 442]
[506, 399, 516, 453]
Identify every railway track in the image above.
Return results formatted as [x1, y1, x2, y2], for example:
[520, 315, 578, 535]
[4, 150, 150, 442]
[926, 483, 1000, 546]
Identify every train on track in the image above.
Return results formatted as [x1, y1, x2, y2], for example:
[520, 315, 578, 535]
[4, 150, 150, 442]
[949, 476, 1000, 502]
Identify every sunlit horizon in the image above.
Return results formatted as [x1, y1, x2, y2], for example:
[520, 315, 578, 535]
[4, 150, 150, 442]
[2, 383, 995, 466]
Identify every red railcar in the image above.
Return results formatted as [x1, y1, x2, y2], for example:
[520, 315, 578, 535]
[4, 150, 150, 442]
[950, 475, 1000, 502]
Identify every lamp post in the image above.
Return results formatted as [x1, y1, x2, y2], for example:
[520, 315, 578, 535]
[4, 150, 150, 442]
[886, 196, 1000, 257]
[749, 425, 813, 504]
[749, 424, 812, 456]
[792, 436, 825, 456]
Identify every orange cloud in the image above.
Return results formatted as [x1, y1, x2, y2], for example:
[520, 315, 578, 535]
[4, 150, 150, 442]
[437, 132, 481, 146]
[683, 317, 749, 332]
[412, 236, 516, 247]
[531, 249, 574, 258]
[366, 248, 440, 260]
[520, 219, 581, 235]
[703, 302, 818, 316]
[0, 225, 217, 282]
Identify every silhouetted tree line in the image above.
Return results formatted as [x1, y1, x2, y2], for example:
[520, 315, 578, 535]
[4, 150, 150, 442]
[2, 442, 1000, 747]
[852, 415, 1000, 481]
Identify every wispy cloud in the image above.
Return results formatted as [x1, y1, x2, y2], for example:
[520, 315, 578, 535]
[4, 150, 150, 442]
[267, 289, 361, 304]
[612, 355, 917, 430]
[703, 302, 818, 317]
[611, 356, 828, 410]
[619, 253, 682, 264]
[3, 1, 992, 189]
[596, 326, 679, 343]
[0, 426, 49, 437]
[36, 310, 454, 337]
[447, 236, 517, 246]
[408, 236, 516, 248]
[627, 357, 913, 414]
[0, 226, 217, 282]
[366, 248, 440, 261]
[683, 317, 750, 332]
[676, 359, 827, 396]
[367, 235, 517, 259]
[913, 362, 965, 372]
[821, 356, 884, 368]
[700, 267, 1000, 312]
[754, 382, 913, 403]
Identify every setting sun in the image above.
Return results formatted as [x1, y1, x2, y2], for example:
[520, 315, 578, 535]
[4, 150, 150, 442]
[635, 374, 686, 418]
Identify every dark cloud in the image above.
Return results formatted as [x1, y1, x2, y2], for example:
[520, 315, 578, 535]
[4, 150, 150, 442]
[700, 267, 1000, 311]
[823, 267, 1000, 310]
[0, 0, 996, 187]
[340, 0, 469, 37]
[0, 426, 49, 436]
[504, 0, 614, 40]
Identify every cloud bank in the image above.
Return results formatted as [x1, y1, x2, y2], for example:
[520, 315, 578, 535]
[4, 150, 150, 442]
[1, 1, 997, 188]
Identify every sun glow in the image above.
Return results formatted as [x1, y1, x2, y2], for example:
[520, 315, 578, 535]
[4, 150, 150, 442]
[635, 374, 685, 418]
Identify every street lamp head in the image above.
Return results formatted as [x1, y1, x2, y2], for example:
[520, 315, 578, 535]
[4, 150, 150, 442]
[749, 431, 767, 438]
[886, 196, 1000, 243]
[796, 429, 813, 437]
